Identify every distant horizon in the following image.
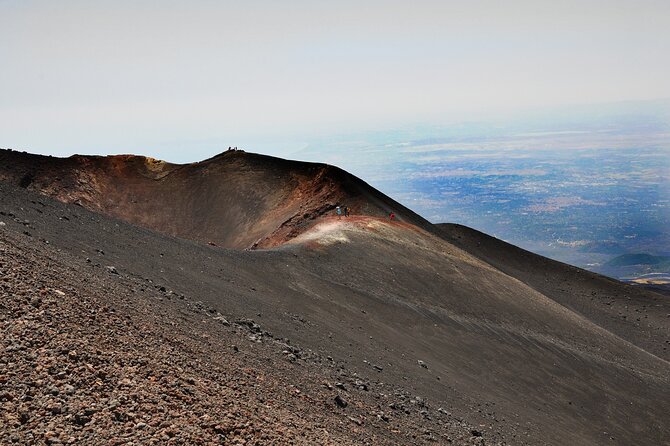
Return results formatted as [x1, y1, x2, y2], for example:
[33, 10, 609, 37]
[2, 97, 669, 164]
[2, 1, 669, 161]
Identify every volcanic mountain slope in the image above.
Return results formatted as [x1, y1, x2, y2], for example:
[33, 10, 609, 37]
[438, 223, 670, 361]
[1, 151, 669, 445]
[0, 149, 432, 249]
[1, 227, 371, 445]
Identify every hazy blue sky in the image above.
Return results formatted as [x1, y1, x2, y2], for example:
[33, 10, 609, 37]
[1, 0, 669, 160]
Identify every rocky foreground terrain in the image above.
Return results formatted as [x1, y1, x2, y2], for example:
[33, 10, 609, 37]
[1, 150, 669, 445]
[0, 232, 496, 445]
[1, 199, 497, 445]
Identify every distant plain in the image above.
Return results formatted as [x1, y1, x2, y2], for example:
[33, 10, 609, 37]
[295, 102, 670, 282]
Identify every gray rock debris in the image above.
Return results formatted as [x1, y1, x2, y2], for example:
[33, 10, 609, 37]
[334, 395, 348, 408]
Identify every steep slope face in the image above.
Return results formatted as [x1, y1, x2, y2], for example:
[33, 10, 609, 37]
[1, 182, 668, 445]
[0, 149, 433, 249]
[282, 218, 670, 445]
[437, 223, 670, 361]
[0, 231, 367, 445]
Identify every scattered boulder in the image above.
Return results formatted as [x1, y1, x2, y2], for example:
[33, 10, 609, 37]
[334, 395, 348, 408]
[235, 318, 261, 333]
[213, 315, 230, 326]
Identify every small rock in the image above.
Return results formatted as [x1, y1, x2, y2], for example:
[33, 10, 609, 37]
[334, 395, 348, 408]
[45, 436, 61, 445]
[418, 360, 428, 369]
[355, 380, 369, 391]
[106, 266, 119, 275]
[214, 316, 230, 326]
[18, 408, 30, 424]
[235, 318, 261, 333]
[108, 399, 120, 409]
[73, 413, 91, 426]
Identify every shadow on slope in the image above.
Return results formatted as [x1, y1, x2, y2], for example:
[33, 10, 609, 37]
[437, 223, 670, 362]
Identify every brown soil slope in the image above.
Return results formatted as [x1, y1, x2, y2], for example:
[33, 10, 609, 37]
[0, 149, 432, 249]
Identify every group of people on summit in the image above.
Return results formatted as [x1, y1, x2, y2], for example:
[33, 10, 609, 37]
[335, 205, 395, 221]
[335, 205, 351, 218]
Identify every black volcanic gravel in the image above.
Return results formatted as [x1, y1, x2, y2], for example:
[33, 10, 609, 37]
[0, 224, 495, 445]
[1, 176, 668, 446]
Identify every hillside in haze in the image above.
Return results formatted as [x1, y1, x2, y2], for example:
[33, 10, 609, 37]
[1, 149, 669, 445]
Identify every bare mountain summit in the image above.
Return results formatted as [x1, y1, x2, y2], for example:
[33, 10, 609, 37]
[0, 149, 431, 249]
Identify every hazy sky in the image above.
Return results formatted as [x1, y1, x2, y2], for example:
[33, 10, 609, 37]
[1, 0, 669, 160]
